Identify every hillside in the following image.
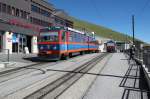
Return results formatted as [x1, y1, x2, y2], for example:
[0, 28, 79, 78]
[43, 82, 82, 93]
[70, 17, 132, 42]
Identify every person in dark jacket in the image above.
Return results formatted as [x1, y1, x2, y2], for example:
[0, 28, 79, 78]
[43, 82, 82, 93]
[129, 45, 135, 60]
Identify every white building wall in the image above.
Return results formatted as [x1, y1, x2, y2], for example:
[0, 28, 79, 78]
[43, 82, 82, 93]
[99, 44, 106, 52]
[3, 31, 12, 54]
[31, 36, 38, 54]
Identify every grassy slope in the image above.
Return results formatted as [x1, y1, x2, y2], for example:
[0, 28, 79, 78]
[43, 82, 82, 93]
[70, 17, 132, 42]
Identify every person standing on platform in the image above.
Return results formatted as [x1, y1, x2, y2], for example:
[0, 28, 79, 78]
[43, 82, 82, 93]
[129, 45, 135, 60]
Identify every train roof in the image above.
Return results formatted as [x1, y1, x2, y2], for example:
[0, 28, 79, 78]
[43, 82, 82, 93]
[40, 26, 95, 37]
[106, 40, 116, 43]
[66, 27, 85, 34]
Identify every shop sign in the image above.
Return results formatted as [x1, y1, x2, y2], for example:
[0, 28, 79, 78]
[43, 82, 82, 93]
[9, 19, 42, 32]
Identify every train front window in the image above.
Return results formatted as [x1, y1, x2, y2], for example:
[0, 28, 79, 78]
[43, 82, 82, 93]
[40, 32, 58, 42]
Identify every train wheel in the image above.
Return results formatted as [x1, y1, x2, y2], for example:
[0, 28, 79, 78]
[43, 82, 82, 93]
[80, 51, 84, 55]
[64, 55, 69, 60]
[69, 53, 72, 58]
[61, 54, 69, 60]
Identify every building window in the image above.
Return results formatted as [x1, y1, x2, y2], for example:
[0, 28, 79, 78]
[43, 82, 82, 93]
[23, 11, 28, 19]
[31, 5, 51, 17]
[40, 9, 45, 15]
[26, 13, 29, 19]
[0, 2, 30, 20]
[7, 5, 11, 14]
[20, 10, 24, 18]
[31, 5, 40, 13]
[55, 17, 65, 25]
[0, 3, 2, 12]
[16, 8, 19, 17]
[2, 4, 6, 13]
[40, 9, 51, 17]
[11, 7, 15, 15]
[30, 17, 52, 27]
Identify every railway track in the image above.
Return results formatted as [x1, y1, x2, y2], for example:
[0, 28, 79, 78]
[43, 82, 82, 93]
[0, 54, 90, 77]
[24, 53, 108, 99]
[0, 59, 69, 84]
[0, 54, 97, 84]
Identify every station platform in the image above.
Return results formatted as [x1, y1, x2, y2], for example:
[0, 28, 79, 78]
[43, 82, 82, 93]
[0, 53, 149, 99]
[84, 53, 149, 99]
[0, 53, 37, 63]
[0, 53, 38, 73]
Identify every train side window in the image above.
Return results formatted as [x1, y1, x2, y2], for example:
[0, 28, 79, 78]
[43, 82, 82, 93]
[72, 32, 76, 42]
[77, 33, 80, 42]
[43, 36, 48, 41]
[69, 32, 73, 42]
[75, 32, 78, 42]
[82, 34, 84, 42]
[79, 33, 82, 42]
[62, 31, 66, 42]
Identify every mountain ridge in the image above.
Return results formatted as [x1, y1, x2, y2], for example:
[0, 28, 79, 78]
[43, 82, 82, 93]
[70, 17, 133, 42]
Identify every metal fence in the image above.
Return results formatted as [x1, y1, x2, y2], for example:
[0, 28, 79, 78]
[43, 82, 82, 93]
[142, 46, 150, 72]
[130, 42, 150, 72]
[124, 40, 150, 72]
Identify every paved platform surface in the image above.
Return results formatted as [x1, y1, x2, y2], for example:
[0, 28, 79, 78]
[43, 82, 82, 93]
[0, 53, 101, 99]
[0, 53, 38, 72]
[0, 53, 37, 63]
[84, 53, 149, 99]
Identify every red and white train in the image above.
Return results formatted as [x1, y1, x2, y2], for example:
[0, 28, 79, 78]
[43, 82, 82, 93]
[38, 26, 99, 60]
[106, 40, 116, 52]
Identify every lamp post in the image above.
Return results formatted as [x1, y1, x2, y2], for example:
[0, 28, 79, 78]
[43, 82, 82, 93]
[132, 15, 135, 45]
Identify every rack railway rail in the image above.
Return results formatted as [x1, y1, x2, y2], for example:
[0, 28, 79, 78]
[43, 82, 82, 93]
[0, 60, 68, 84]
[0, 54, 99, 89]
[24, 53, 108, 99]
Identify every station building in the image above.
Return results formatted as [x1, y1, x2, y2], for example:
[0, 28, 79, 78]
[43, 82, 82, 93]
[0, 0, 73, 54]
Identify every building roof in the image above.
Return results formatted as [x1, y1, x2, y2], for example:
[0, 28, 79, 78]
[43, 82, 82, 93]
[32, 0, 55, 11]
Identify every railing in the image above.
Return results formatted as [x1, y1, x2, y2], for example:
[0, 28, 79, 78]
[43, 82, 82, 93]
[142, 46, 150, 72]
[0, 49, 10, 62]
[129, 44, 150, 72]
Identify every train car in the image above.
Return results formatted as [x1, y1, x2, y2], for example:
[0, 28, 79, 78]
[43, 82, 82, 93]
[106, 40, 116, 52]
[38, 26, 99, 60]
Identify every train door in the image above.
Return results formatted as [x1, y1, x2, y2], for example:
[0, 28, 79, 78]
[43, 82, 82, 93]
[61, 31, 68, 51]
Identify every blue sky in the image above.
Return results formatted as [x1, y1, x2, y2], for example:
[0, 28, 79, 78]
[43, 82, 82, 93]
[48, 0, 150, 43]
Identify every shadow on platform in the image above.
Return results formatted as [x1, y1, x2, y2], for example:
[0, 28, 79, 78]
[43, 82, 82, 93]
[120, 58, 129, 60]
[23, 57, 57, 62]
[120, 60, 150, 99]
[46, 69, 126, 79]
